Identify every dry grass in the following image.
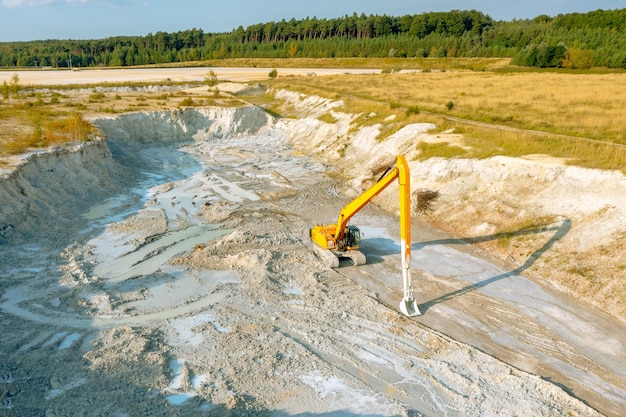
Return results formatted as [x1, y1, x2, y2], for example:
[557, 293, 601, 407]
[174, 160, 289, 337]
[414, 189, 440, 213]
[0, 97, 97, 154]
[3, 61, 626, 174]
[0, 82, 246, 157]
[276, 71, 626, 143]
[269, 69, 626, 173]
[154, 57, 510, 71]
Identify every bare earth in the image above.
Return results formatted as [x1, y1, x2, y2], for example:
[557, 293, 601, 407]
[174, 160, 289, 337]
[0, 68, 625, 416]
[1, 67, 376, 86]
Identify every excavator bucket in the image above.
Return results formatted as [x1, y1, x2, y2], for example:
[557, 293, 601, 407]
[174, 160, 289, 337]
[400, 297, 421, 317]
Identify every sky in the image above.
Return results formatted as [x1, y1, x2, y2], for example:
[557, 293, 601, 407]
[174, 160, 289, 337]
[0, 0, 625, 42]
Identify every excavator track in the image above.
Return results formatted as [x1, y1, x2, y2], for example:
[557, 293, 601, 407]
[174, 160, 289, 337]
[310, 244, 367, 268]
[341, 250, 367, 266]
[310, 242, 340, 268]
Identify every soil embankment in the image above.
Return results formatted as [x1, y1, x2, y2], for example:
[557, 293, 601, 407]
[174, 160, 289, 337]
[0, 98, 624, 416]
[0, 140, 123, 242]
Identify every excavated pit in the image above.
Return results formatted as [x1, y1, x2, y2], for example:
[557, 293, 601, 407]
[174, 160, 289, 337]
[0, 104, 624, 416]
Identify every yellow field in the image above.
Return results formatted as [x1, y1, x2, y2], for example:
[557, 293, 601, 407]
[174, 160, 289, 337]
[270, 69, 626, 172]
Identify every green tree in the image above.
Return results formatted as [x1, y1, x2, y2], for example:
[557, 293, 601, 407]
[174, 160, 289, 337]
[561, 48, 595, 69]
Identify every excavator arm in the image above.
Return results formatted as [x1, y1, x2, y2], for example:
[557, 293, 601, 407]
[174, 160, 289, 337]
[310, 155, 421, 316]
[335, 163, 400, 244]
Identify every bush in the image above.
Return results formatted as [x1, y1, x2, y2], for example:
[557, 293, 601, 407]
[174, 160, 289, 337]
[415, 189, 440, 212]
[89, 92, 105, 100]
[205, 70, 218, 87]
[268, 68, 278, 79]
[179, 97, 195, 106]
[405, 105, 420, 116]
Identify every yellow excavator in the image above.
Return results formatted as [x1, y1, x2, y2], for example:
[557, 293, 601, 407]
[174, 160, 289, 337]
[310, 155, 421, 316]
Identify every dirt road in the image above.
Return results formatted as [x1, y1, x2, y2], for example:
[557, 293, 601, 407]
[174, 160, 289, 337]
[1, 67, 376, 86]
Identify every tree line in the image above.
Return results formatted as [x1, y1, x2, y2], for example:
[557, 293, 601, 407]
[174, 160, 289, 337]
[1, 9, 625, 69]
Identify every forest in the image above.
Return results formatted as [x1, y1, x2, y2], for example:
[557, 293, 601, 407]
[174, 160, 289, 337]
[1, 8, 625, 69]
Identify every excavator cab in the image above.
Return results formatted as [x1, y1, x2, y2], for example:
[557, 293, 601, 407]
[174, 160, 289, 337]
[343, 225, 361, 250]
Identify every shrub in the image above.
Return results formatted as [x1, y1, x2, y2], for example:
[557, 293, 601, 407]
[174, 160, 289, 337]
[405, 106, 420, 116]
[9, 74, 20, 97]
[89, 92, 106, 101]
[1, 81, 8, 99]
[415, 189, 440, 213]
[205, 70, 218, 87]
[179, 97, 195, 106]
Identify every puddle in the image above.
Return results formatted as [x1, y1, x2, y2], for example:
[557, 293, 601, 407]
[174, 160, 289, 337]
[58, 333, 81, 350]
[125, 266, 239, 313]
[82, 195, 133, 221]
[1, 284, 233, 329]
[165, 358, 197, 405]
[92, 225, 228, 284]
[0, 139, 245, 330]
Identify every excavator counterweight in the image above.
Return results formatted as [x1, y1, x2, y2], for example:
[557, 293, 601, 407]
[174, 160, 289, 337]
[310, 155, 421, 317]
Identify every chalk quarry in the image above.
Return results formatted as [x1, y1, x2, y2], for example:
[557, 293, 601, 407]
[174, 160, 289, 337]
[0, 88, 625, 416]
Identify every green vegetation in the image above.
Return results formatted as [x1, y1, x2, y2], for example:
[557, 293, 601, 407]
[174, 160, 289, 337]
[405, 106, 420, 117]
[1, 9, 626, 69]
[204, 70, 218, 87]
[415, 141, 466, 160]
[0, 76, 96, 156]
[1, 109, 96, 155]
[317, 112, 338, 124]
[0, 76, 244, 156]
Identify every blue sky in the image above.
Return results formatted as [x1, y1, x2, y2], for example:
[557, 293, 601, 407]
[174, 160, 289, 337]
[1, 0, 624, 42]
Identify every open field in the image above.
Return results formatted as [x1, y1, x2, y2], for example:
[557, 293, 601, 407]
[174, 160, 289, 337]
[268, 70, 626, 172]
[3, 61, 626, 173]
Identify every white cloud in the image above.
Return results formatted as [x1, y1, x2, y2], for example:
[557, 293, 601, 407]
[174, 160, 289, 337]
[2, 0, 89, 6]
[2, 0, 51, 7]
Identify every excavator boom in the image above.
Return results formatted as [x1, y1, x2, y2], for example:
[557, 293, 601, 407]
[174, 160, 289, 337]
[335, 165, 400, 243]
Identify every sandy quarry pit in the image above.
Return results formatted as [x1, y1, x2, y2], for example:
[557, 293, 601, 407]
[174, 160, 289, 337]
[0, 80, 625, 416]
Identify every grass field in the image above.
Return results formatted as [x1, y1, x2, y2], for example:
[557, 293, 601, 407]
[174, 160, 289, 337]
[268, 67, 626, 172]
[2, 58, 626, 173]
